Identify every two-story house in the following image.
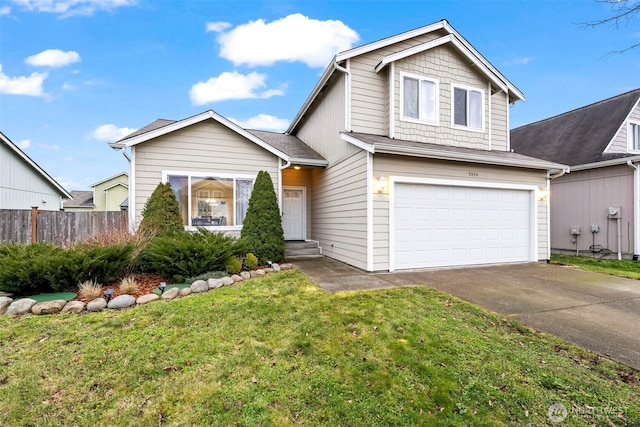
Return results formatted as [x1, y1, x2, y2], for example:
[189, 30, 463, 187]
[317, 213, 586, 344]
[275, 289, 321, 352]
[110, 20, 566, 272]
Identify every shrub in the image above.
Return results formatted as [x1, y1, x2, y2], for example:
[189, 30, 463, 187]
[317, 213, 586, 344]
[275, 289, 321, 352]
[244, 253, 259, 270]
[78, 279, 102, 300]
[239, 171, 285, 265]
[226, 257, 242, 275]
[119, 276, 140, 294]
[138, 182, 183, 238]
[139, 228, 240, 282]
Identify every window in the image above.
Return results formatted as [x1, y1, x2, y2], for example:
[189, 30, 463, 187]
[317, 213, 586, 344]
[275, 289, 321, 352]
[166, 173, 254, 227]
[400, 72, 438, 124]
[630, 122, 640, 151]
[452, 86, 484, 130]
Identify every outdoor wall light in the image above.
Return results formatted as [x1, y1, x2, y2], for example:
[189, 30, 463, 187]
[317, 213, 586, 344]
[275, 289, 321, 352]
[538, 187, 549, 201]
[104, 288, 114, 303]
[293, 166, 301, 170]
[159, 282, 166, 294]
[376, 175, 387, 193]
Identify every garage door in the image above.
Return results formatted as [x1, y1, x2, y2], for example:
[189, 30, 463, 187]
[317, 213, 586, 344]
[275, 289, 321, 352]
[393, 183, 532, 270]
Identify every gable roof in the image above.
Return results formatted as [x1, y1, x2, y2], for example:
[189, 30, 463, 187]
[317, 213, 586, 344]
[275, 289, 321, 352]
[288, 19, 524, 134]
[511, 88, 640, 167]
[62, 190, 94, 208]
[0, 131, 72, 199]
[111, 110, 327, 167]
[342, 132, 567, 172]
[91, 172, 128, 188]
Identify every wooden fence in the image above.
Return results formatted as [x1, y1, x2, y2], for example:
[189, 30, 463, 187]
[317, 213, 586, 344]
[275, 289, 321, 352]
[0, 208, 129, 245]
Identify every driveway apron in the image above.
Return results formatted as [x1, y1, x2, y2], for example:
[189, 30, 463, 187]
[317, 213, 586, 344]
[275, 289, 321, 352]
[290, 257, 640, 370]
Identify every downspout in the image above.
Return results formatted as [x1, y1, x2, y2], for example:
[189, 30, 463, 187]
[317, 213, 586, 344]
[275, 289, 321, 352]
[114, 145, 134, 232]
[278, 158, 291, 213]
[627, 160, 640, 259]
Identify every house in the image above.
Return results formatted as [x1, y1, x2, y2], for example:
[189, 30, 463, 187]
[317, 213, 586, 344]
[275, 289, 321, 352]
[0, 131, 71, 211]
[63, 173, 129, 212]
[110, 19, 567, 272]
[511, 89, 640, 259]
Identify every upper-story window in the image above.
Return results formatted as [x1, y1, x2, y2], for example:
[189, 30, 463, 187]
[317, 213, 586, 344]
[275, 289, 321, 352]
[452, 85, 484, 131]
[630, 122, 640, 151]
[400, 72, 438, 125]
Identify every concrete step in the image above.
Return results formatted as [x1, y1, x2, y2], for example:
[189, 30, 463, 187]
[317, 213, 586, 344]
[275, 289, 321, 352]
[285, 240, 321, 256]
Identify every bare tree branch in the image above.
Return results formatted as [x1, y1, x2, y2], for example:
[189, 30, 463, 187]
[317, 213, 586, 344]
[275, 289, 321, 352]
[575, 0, 640, 54]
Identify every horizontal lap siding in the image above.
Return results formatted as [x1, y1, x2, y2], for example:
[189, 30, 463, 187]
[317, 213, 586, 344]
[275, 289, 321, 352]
[133, 120, 279, 226]
[372, 154, 548, 270]
[550, 166, 634, 253]
[310, 150, 368, 270]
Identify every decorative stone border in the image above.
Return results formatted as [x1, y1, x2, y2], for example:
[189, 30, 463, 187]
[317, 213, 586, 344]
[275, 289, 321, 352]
[0, 263, 294, 317]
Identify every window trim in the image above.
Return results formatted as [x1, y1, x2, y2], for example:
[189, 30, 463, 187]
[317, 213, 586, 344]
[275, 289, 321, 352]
[162, 170, 255, 230]
[399, 71, 440, 126]
[628, 121, 640, 153]
[450, 84, 485, 132]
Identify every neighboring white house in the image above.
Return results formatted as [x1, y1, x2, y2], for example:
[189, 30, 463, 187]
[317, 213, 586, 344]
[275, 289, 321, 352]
[111, 20, 567, 272]
[0, 131, 71, 211]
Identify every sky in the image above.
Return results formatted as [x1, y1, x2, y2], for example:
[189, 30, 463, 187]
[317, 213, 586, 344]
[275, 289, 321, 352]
[1, 0, 639, 191]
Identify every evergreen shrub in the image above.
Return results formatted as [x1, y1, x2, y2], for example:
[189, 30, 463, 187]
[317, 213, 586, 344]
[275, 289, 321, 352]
[138, 182, 183, 237]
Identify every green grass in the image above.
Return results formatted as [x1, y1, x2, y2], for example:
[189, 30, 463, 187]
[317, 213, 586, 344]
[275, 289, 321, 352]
[0, 271, 637, 426]
[552, 254, 640, 279]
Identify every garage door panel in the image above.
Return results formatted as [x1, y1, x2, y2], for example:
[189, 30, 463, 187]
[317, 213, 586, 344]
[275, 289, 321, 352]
[393, 183, 532, 270]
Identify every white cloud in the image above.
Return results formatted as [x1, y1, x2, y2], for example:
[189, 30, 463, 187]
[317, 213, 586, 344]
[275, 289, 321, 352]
[90, 124, 137, 141]
[0, 6, 11, 15]
[62, 82, 75, 90]
[11, 0, 137, 17]
[26, 49, 81, 67]
[0, 64, 47, 96]
[216, 13, 359, 67]
[229, 114, 290, 131]
[18, 139, 31, 149]
[206, 21, 231, 33]
[189, 71, 284, 105]
[37, 143, 60, 150]
[505, 57, 531, 66]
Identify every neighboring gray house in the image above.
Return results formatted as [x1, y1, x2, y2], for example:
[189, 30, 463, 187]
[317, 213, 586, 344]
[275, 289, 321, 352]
[0, 131, 71, 211]
[111, 20, 566, 272]
[511, 88, 640, 259]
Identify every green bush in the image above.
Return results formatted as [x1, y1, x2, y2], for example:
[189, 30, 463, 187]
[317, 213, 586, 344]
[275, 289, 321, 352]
[225, 257, 242, 275]
[138, 182, 183, 237]
[244, 253, 259, 270]
[139, 228, 240, 282]
[239, 171, 285, 264]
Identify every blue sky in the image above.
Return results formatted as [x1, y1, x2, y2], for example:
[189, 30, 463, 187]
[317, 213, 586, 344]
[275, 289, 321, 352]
[1, 0, 639, 191]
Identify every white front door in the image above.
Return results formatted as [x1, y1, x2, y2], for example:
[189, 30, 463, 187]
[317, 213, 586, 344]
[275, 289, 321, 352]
[283, 187, 305, 240]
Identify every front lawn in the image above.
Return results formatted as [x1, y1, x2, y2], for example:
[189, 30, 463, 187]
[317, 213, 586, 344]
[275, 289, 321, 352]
[0, 271, 637, 426]
[552, 254, 640, 280]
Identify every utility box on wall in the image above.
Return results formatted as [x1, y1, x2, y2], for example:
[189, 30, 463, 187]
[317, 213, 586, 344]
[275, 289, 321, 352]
[570, 226, 581, 235]
[608, 207, 621, 219]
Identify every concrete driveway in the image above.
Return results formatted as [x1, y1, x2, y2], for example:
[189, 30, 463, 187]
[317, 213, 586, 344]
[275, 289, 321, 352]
[290, 256, 640, 370]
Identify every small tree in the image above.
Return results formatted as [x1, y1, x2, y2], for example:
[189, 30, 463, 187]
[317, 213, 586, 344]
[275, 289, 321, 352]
[138, 182, 183, 237]
[239, 171, 285, 264]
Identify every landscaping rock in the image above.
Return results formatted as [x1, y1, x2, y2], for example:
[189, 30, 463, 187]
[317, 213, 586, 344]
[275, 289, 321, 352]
[272, 263, 281, 271]
[6, 298, 37, 316]
[264, 268, 274, 273]
[61, 301, 85, 314]
[87, 298, 107, 312]
[250, 269, 266, 278]
[179, 287, 192, 297]
[137, 294, 160, 305]
[280, 263, 293, 270]
[240, 271, 251, 280]
[231, 274, 243, 282]
[0, 296, 13, 315]
[161, 287, 180, 300]
[108, 294, 136, 310]
[221, 276, 234, 286]
[190, 280, 209, 293]
[31, 299, 66, 315]
[207, 278, 224, 289]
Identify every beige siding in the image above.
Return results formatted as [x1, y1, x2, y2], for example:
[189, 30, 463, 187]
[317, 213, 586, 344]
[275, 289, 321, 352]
[606, 102, 640, 153]
[133, 119, 279, 227]
[282, 167, 314, 238]
[372, 154, 548, 270]
[491, 91, 509, 151]
[295, 73, 358, 163]
[551, 165, 634, 254]
[309, 150, 369, 269]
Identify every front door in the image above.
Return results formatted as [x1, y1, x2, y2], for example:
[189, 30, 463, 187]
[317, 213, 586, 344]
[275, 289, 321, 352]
[283, 187, 305, 240]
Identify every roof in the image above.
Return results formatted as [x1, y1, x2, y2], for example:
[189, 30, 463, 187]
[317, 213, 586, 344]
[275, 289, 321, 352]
[511, 89, 640, 167]
[91, 172, 128, 188]
[0, 131, 72, 199]
[342, 132, 568, 172]
[111, 110, 327, 167]
[288, 19, 525, 134]
[62, 190, 94, 208]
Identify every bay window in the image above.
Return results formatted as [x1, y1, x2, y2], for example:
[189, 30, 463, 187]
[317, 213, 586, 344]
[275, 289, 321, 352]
[453, 85, 484, 130]
[166, 172, 254, 227]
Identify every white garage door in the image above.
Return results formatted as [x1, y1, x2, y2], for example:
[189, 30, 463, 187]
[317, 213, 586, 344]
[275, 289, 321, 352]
[393, 183, 532, 270]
